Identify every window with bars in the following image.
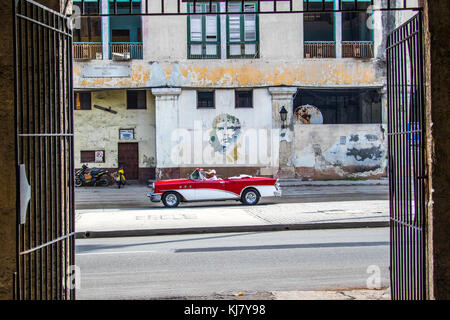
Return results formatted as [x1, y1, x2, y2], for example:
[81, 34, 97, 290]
[188, 2, 220, 59]
[75, 92, 92, 110]
[227, 2, 259, 58]
[235, 90, 253, 108]
[81, 150, 105, 163]
[127, 90, 147, 109]
[197, 91, 215, 108]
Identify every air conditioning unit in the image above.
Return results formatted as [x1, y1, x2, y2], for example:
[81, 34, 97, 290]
[112, 52, 131, 61]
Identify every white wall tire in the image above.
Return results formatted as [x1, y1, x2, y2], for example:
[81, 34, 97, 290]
[241, 189, 260, 205]
[162, 192, 181, 208]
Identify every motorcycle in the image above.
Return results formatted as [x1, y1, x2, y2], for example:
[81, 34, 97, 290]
[75, 164, 111, 187]
[113, 166, 126, 189]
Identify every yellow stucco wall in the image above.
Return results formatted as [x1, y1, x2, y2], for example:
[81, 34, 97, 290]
[74, 90, 156, 169]
[74, 59, 381, 89]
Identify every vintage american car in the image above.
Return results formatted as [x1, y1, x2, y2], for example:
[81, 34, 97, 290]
[147, 168, 281, 207]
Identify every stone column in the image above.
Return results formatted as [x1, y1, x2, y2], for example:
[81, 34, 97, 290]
[335, 0, 342, 58]
[268, 87, 297, 178]
[151, 88, 182, 180]
[101, 0, 109, 60]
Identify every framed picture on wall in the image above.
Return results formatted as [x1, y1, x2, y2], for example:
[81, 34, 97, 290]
[119, 129, 134, 140]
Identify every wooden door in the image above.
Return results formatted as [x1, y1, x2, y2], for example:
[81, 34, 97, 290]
[118, 143, 139, 180]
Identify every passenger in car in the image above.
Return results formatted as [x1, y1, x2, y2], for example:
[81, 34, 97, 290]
[206, 169, 219, 180]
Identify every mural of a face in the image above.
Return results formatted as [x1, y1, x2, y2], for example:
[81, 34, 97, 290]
[294, 104, 323, 124]
[209, 114, 241, 153]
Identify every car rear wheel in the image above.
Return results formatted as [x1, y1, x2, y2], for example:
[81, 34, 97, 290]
[241, 189, 260, 205]
[162, 192, 181, 208]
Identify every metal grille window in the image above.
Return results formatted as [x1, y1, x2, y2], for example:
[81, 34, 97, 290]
[235, 90, 253, 108]
[227, 2, 259, 58]
[188, 2, 220, 59]
[75, 92, 91, 110]
[127, 90, 147, 109]
[80, 151, 95, 163]
[80, 150, 104, 163]
[197, 91, 215, 108]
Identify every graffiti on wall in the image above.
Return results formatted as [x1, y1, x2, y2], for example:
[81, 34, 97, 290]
[209, 114, 242, 159]
[294, 105, 323, 124]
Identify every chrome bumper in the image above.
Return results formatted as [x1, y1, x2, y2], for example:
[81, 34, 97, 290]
[147, 192, 161, 203]
[274, 190, 282, 197]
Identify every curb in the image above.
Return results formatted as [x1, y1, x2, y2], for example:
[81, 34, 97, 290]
[75, 221, 389, 239]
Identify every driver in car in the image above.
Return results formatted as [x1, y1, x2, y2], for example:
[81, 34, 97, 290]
[206, 169, 219, 180]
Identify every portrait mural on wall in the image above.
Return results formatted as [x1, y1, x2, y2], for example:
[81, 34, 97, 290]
[294, 104, 323, 124]
[209, 114, 242, 161]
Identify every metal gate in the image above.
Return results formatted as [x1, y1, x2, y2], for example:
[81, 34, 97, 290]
[13, 0, 75, 299]
[386, 13, 426, 300]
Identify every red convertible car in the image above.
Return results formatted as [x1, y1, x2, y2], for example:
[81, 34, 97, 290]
[147, 168, 281, 207]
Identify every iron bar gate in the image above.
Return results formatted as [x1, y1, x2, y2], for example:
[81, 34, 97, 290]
[386, 12, 426, 300]
[13, 0, 75, 300]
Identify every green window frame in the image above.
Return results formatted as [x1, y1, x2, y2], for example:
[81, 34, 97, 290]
[187, 2, 221, 59]
[226, 2, 259, 59]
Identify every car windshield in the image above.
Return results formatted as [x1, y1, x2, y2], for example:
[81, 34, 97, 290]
[188, 169, 206, 181]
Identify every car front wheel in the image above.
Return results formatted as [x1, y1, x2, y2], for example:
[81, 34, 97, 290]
[241, 189, 260, 205]
[162, 192, 181, 208]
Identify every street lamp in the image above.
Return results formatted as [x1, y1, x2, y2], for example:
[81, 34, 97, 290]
[279, 106, 288, 129]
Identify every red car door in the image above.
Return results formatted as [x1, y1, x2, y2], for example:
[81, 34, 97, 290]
[194, 179, 234, 201]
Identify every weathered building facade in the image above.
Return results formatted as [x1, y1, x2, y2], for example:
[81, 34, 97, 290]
[73, 0, 415, 181]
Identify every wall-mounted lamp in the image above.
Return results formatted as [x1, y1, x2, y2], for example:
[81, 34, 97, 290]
[279, 106, 288, 129]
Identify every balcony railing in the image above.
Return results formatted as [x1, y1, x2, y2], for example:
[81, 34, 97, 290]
[110, 42, 143, 60]
[73, 42, 103, 60]
[342, 41, 374, 58]
[304, 41, 336, 58]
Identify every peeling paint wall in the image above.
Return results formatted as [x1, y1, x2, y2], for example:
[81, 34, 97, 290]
[74, 90, 156, 170]
[74, 59, 382, 89]
[156, 88, 277, 170]
[293, 124, 388, 179]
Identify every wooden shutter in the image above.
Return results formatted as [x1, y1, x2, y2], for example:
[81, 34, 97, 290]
[137, 90, 146, 109]
[244, 4, 256, 41]
[228, 3, 241, 42]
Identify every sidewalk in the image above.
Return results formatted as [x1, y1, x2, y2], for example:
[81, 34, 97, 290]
[75, 179, 389, 238]
[75, 199, 389, 238]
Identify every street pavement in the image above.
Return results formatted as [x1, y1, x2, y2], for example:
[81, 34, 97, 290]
[75, 181, 388, 210]
[75, 180, 389, 238]
[75, 228, 390, 300]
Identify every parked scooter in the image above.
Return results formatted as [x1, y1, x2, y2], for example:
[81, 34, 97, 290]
[113, 165, 126, 189]
[75, 164, 110, 187]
